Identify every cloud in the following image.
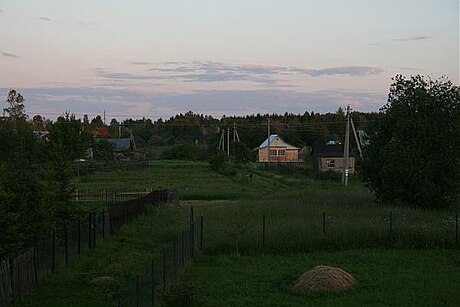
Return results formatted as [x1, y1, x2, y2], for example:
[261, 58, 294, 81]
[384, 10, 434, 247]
[394, 35, 431, 41]
[300, 66, 383, 77]
[148, 61, 382, 79]
[97, 67, 279, 85]
[0, 9, 3, 13]
[0, 51, 20, 58]
[1, 86, 386, 120]
[131, 61, 152, 65]
[74, 21, 98, 26]
[38, 16, 54, 22]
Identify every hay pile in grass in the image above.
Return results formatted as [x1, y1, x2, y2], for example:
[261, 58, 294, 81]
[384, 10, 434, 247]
[294, 265, 356, 292]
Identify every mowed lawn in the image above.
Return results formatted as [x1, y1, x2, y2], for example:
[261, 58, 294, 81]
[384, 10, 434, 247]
[182, 249, 460, 307]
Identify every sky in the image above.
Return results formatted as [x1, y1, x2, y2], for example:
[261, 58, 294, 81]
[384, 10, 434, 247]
[0, 0, 458, 120]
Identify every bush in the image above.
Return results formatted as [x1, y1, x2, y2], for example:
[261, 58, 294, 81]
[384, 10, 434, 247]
[160, 144, 210, 161]
[209, 151, 227, 171]
[160, 280, 198, 307]
[316, 170, 342, 182]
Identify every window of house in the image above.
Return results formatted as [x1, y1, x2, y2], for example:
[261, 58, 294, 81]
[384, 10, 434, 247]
[278, 150, 286, 156]
[326, 159, 335, 168]
[269, 150, 277, 156]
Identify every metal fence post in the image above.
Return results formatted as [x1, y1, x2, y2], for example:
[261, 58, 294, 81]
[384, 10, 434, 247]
[102, 209, 106, 239]
[181, 231, 184, 267]
[33, 247, 38, 283]
[136, 274, 140, 307]
[52, 229, 56, 273]
[456, 213, 458, 245]
[88, 212, 92, 249]
[162, 247, 166, 289]
[151, 259, 155, 307]
[173, 241, 176, 278]
[262, 214, 266, 250]
[93, 211, 97, 248]
[322, 212, 326, 235]
[200, 216, 204, 251]
[390, 211, 393, 235]
[64, 223, 68, 265]
[77, 219, 81, 256]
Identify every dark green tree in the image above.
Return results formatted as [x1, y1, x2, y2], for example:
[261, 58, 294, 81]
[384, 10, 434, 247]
[361, 75, 460, 208]
[4, 89, 27, 121]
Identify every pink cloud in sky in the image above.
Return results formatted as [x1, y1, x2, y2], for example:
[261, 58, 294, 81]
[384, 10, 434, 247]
[38, 16, 53, 22]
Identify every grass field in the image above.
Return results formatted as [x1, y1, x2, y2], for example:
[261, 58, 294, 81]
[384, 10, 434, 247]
[18, 160, 460, 306]
[179, 250, 460, 306]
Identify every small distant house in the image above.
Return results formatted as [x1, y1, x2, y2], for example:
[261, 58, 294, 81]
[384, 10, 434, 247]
[33, 130, 50, 141]
[311, 141, 355, 174]
[258, 134, 299, 162]
[106, 138, 134, 152]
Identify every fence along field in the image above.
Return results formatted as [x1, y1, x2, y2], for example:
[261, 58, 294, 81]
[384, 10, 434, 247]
[0, 189, 178, 307]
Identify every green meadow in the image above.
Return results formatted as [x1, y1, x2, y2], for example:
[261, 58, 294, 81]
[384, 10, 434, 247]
[19, 161, 459, 306]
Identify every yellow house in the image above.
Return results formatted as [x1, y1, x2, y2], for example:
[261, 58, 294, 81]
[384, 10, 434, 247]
[258, 134, 299, 162]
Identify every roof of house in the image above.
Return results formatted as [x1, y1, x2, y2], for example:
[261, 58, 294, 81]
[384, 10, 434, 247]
[259, 134, 299, 150]
[95, 138, 132, 151]
[108, 138, 132, 151]
[311, 143, 345, 157]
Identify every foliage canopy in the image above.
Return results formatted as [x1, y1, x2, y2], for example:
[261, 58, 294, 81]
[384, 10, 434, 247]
[361, 75, 460, 208]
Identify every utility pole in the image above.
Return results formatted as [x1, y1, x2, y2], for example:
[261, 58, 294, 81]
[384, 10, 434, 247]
[350, 117, 363, 158]
[342, 105, 350, 186]
[103, 110, 106, 126]
[267, 115, 271, 163]
[227, 127, 230, 157]
[218, 129, 225, 151]
[118, 124, 122, 138]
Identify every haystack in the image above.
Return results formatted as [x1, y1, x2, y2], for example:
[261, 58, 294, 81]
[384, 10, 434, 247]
[294, 265, 355, 292]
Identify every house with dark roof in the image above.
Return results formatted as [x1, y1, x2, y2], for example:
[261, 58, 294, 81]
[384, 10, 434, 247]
[106, 138, 133, 151]
[258, 134, 299, 162]
[311, 141, 355, 174]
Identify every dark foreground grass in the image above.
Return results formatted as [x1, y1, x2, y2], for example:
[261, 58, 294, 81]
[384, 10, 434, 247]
[181, 249, 460, 307]
[18, 205, 190, 307]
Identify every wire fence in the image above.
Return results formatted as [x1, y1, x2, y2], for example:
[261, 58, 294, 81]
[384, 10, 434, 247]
[117, 208, 202, 307]
[201, 211, 460, 255]
[0, 189, 178, 307]
[72, 187, 157, 203]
